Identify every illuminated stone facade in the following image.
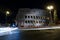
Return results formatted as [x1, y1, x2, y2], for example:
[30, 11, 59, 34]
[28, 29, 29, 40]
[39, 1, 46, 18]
[16, 8, 50, 28]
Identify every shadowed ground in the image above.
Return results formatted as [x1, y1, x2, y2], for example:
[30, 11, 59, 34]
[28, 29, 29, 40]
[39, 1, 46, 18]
[0, 29, 60, 40]
[20, 29, 60, 40]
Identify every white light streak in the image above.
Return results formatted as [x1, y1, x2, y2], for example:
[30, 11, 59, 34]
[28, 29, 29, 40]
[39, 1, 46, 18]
[20, 26, 60, 30]
[0, 27, 19, 36]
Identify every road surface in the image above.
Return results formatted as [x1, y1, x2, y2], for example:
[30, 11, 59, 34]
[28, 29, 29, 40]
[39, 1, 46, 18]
[0, 27, 60, 40]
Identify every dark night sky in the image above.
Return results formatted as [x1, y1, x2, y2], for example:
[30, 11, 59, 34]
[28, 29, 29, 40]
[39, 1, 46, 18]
[0, 0, 60, 23]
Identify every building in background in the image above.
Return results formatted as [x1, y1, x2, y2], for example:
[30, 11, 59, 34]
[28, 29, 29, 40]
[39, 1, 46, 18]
[16, 8, 50, 28]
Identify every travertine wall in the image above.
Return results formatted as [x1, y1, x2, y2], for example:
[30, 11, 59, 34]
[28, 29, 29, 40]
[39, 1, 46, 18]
[16, 8, 50, 28]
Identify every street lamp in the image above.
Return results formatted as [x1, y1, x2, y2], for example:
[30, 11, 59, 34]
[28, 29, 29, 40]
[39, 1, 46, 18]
[47, 5, 54, 10]
[5, 11, 10, 25]
[6, 11, 10, 16]
[46, 5, 54, 23]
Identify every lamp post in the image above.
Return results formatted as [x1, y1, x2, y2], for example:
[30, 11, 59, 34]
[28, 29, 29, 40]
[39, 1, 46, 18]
[46, 5, 54, 23]
[5, 11, 10, 25]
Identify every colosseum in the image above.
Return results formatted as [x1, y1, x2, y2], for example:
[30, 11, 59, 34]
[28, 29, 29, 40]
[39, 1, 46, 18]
[16, 8, 50, 28]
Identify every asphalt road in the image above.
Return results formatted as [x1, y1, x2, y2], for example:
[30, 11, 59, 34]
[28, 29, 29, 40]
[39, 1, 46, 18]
[20, 30, 59, 40]
[0, 29, 60, 40]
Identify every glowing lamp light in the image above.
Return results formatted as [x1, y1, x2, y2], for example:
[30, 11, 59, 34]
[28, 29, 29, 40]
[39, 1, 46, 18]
[47, 5, 54, 10]
[6, 11, 10, 15]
